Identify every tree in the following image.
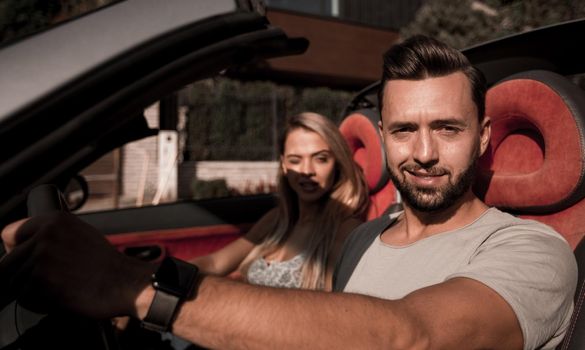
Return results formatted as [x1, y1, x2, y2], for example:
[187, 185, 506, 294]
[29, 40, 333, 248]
[182, 78, 355, 161]
[0, 0, 116, 46]
[401, 0, 585, 49]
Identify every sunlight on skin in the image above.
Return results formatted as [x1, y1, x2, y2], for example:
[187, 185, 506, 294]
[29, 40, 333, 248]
[281, 128, 336, 212]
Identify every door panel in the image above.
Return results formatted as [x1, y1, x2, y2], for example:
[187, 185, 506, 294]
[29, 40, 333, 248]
[79, 194, 276, 262]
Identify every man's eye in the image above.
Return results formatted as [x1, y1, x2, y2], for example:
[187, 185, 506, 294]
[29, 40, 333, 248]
[439, 126, 461, 134]
[392, 125, 416, 133]
[287, 158, 300, 165]
[390, 128, 413, 139]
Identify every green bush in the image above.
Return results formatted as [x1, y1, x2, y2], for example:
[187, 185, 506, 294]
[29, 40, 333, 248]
[191, 178, 230, 200]
[182, 78, 355, 161]
[401, 0, 585, 49]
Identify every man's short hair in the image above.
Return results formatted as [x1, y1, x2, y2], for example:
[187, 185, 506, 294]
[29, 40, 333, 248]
[378, 35, 487, 122]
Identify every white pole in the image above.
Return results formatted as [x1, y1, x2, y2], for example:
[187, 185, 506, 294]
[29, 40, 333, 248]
[331, 0, 339, 16]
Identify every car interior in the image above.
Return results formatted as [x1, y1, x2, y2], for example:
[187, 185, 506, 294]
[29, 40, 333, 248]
[1, 1, 585, 348]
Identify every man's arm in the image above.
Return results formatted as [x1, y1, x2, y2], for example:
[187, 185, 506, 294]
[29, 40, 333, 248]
[1, 213, 523, 350]
[137, 274, 522, 349]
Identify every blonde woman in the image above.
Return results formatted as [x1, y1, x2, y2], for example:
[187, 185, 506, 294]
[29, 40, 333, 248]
[191, 112, 369, 290]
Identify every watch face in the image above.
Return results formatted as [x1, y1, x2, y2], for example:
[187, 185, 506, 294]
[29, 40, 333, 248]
[153, 257, 199, 297]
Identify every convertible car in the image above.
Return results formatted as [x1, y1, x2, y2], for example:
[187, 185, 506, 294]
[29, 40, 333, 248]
[0, 0, 584, 349]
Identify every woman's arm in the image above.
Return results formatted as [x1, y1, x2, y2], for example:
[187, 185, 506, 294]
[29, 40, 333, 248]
[190, 208, 278, 276]
[190, 238, 255, 276]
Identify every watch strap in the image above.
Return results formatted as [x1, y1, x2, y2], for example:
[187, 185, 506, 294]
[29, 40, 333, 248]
[142, 289, 180, 332]
[141, 257, 199, 333]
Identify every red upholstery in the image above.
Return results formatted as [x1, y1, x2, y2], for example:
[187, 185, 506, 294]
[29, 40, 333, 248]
[107, 223, 250, 261]
[475, 70, 585, 249]
[339, 109, 397, 220]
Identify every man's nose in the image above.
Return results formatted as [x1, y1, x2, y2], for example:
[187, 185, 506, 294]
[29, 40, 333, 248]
[412, 130, 438, 166]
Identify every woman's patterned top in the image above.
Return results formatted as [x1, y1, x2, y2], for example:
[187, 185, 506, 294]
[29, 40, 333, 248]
[247, 253, 305, 288]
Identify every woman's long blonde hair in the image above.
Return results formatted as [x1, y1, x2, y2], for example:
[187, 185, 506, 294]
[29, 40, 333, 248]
[239, 112, 369, 290]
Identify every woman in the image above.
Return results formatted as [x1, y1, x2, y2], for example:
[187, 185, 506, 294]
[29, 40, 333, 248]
[192, 112, 369, 291]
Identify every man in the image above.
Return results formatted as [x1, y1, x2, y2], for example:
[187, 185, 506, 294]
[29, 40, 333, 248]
[0, 35, 577, 349]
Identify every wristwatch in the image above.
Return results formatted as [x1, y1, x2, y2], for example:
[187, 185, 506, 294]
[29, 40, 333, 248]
[141, 257, 199, 332]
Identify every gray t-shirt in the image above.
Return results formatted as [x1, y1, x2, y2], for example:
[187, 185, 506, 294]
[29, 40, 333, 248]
[339, 208, 577, 350]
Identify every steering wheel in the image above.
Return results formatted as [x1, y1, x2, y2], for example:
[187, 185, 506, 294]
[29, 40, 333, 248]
[0, 184, 119, 350]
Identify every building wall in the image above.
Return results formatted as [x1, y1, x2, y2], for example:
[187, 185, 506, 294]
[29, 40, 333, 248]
[263, 8, 401, 89]
[265, 0, 423, 29]
[340, 0, 423, 29]
[192, 161, 279, 195]
[119, 103, 160, 207]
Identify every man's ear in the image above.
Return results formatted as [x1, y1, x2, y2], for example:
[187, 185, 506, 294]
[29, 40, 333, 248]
[479, 116, 491, 156]
[378, 120, 384, 140]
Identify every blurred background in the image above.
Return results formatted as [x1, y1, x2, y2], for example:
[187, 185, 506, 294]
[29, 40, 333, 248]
[2, 0, 584, 211]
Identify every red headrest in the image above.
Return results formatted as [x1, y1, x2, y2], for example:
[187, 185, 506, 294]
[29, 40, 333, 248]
[339, 109, 389, 194]
[475, 70, 585, 214]
[340, 109, 398, 220]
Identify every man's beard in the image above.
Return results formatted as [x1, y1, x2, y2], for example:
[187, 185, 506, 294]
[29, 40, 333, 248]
[388, 155, 478, 213]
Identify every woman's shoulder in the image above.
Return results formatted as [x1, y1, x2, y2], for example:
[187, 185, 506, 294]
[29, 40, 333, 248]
[257, 207, 279, 224]
[244, 208, 279, 244]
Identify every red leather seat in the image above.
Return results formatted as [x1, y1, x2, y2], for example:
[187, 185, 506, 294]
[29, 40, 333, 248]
[475, 70, 585, 249]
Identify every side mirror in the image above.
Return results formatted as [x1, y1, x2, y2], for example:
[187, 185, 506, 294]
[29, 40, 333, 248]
[62, 174, 89, 212]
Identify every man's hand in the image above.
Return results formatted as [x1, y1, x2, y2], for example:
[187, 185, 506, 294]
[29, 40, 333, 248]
[0, 213, 154, 319]
[1, 218, 29, 253]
